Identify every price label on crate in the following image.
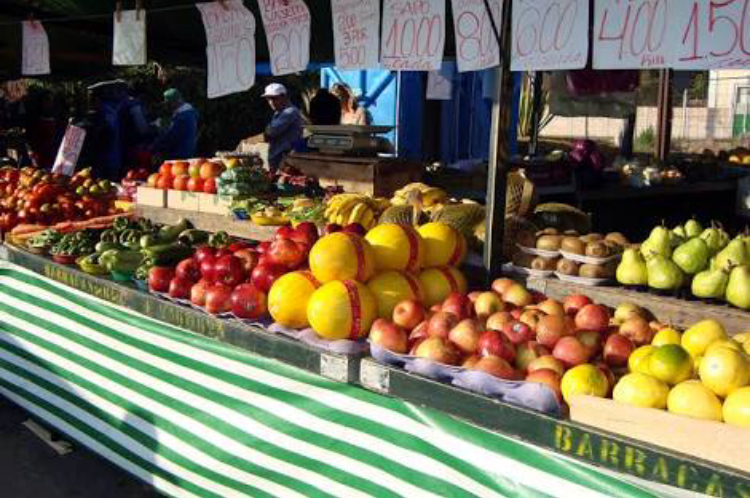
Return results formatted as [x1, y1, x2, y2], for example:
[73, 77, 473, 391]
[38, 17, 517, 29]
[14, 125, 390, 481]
[320, 353, 349, 383]
[360, 360, 390, 394]
[332, 0, 380, 70]
[22, 21, 50, 76]
[259, 0, 311, 75]
[511, 0, 588, 71]
[381, 0, 446, 71]
[197, 0, 256, 99]
[451, 0, 503, 72]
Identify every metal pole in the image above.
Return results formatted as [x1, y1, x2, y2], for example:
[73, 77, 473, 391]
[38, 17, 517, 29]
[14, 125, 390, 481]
[529, 72, 544, 156]
[656, 69, 674, 163]
[483, 0, 513, 283]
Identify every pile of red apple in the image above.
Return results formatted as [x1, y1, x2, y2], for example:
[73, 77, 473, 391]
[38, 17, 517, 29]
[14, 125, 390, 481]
[147, 222, 321, 318]
[371, 278, 648, 403]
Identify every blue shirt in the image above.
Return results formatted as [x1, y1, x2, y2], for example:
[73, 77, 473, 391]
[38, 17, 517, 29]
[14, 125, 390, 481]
[152, 103, 199, 159]
[266, 105, 302, 168]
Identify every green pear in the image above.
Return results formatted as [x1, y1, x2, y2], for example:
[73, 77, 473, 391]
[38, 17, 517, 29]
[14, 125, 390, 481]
[717, 229, 730, 249]
[672, 225, 687, 239]
[647, 254, 685, 290]
[669, 231, 685, 249]
[713, 237, 748, 271]
[641, 225, 672, 259]
[684, 218, 703, 238]
[725, 265, 750, 310]
[672, 238, 710, 275]
[700, 227, 724, 255]
[616, 248, 649, 286]
[691, 268, 729, 299]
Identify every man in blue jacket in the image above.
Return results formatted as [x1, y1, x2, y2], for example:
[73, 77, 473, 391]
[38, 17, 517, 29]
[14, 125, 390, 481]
[263, 83, 302, 171]
[151, 88, 198, 160]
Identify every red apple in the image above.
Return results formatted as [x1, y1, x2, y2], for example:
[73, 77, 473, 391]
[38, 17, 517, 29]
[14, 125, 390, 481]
[575, 304, 611, 333]
[266, 238, 305, 269]
[536, 314, 570, 348]
[370, 319, 408, 354]
[528, 355, 565, 377]
[275, 225, 295, 240]
[473, 355, 518, 380]
[213, 255, 246, 287]
[233, 248, 259, 274]
[576, 330, 602, 357]
[477, 329, 516, 363]
[408, 320, 430, 351]
[176, 258, 201, 283]
[510, 308, 523, 320]
[291, 222, 319, 247]
[525, 369, 563, 403]
[205, 283, 233, 314]
[190, 279, 210, 307]
[474, 291, 505, 319]
[393, 299, 426, 331]
[503, 283, 533, 307]
[537, 299, 565, 317]
[250, 263, 287, 294]
[603, 333, 635, 367]
[200, 258, 217, 283]
[552, 336, 591, 368]
[619, 317, 654, 346]
[230, 283, 267, 319]
[442, 293, 473, 320]
[427, 311, 459, 339]
[486, 311, 513, 331]
[491, 278, 515, 296]
[256, 241, 271, 254]
[564, 294, 593, 316]
[448, 318, 483, 355]
[168, 277, 192, 299]
[515, 341, 550, 372]
[519, 309, 545, 331]
[502, 320, 534, 345]
[193, 245, 216, 265]
[414, 337, 461, 365]
[148, 267, 175, 293]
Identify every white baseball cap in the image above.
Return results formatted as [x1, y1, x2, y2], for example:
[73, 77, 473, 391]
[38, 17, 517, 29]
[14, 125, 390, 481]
[262, 83, 287, 98]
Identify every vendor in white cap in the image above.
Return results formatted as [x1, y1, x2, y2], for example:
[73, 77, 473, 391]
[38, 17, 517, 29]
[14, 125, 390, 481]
[262, 83, 302, 170]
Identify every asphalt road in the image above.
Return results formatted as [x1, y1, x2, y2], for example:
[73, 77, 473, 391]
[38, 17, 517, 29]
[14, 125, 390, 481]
[0, 395, 160, 498]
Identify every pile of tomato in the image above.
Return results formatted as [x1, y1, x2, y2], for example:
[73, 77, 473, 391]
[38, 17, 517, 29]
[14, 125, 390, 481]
[146, 159, 223, 194]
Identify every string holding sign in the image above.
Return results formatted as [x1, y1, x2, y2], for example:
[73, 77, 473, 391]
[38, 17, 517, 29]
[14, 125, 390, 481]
[451, 0, 503, 73]
[196, 0, 256, 99]
[22, 20, 50, 75]
[331, 0, 380, 70]
[259, 0, 311, 76]
[113, 8, 147, 66]
[381, 0, 446, 71]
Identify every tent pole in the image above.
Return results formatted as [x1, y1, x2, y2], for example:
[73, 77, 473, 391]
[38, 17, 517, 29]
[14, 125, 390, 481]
[656, 69, 673, 163]
[483, 0, 514, 284]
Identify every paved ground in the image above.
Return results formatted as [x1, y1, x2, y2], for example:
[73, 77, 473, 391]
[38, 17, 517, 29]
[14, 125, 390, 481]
[0, 395, 160, 498]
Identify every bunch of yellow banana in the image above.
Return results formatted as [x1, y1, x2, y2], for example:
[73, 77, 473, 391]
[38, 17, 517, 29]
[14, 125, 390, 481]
[391, 183, 448, 207]
[324, 193, 391, 229]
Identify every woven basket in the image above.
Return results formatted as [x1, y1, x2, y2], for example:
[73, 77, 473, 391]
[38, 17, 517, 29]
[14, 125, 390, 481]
[506, 170, 536, 218]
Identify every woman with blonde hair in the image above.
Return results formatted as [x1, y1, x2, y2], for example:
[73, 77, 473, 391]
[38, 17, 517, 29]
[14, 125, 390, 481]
[331, 83, 369, 125]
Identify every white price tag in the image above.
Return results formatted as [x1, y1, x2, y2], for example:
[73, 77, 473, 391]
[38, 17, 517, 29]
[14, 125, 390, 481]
[331, 0, 380, 70]
[22, 21, 50, 76]
[381, 0, 446, 71]
[511, 0, 589, 71]
[196, 0, 257, 99]
[451, 0, 502, 72]
[259, 0, 311, 75]
[113, 10, 147, 66]
[52, 125, 86, 176]
[320, 353, 349, 383]
[360, 360, 390, 394]
[0, 246, 9, 261]
[426, 65, 453, 100]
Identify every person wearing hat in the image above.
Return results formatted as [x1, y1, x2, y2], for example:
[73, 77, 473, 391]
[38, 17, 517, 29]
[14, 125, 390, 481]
[262, 83, 302, 170]
[150, 88, 198, 160]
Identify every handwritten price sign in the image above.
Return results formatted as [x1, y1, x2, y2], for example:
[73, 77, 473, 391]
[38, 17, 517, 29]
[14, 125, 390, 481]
[197, 0, 256, 99]
[674, 0, 750, 69]
[259, 0, 311, 75]
[511, 0, 588, 70]
[452, 0, 502, 72]
[113, 10, 147, 66]
[332, 0, 380, 70]
[22, 21, 50, 76]
[381, 0, 446, 71]
[52, 125, 86, 176]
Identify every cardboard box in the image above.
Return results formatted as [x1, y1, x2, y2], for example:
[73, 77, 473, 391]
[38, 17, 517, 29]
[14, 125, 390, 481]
[136, 187, 167, 208]
[167, 190, 201, 211]
[198, 193, 232, 215]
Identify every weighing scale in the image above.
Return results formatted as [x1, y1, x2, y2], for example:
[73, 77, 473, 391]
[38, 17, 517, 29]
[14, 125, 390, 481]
[305, 125, 394, 156]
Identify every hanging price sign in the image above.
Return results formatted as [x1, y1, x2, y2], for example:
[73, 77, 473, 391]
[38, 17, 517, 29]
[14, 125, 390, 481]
[381, 0, 446, 71]
[259, 0, 311, 75]
[511, 0, 588, 71]
[52, 125, 86, 176]
[452, 0, 502, 72]
[22, 21, 50, 76]
[113, 10, 147, 66]
[426, 65, 453, 100]
[674, 0, 750, 69]
[196, 0, 256, 99]
[332, 0, 380, 70]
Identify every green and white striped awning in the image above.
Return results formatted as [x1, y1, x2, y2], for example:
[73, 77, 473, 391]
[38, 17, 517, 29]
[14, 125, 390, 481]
[0, 260, 667, 498]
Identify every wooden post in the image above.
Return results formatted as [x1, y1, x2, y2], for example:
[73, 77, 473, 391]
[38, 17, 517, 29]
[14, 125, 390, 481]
[656, 69, 673, 163]
[529, 72, 544, 156]
[483, 0, 514, 283]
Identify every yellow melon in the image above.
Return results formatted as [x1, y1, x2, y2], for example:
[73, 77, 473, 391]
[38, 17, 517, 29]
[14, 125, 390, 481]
[268, 271, 320, 329]
[367, 270, 424, 319]
[365, 223, 425, 272]
[309, 232, 376, 283]
[307, 280, 377, 341]
[418, 266, 468, 307]
[418, 222, 467, 267]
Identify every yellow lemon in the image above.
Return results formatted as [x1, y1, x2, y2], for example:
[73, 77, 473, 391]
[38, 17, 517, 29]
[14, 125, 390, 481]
[629, 345, 656, 375]
[648, 345, 693, 385]
[667, 381, 723, 422]
[681, 320, 727, 357]
[613, 373, 669, 409]
[699, 347, 749, 397]
[651, 327, 682, 347]
[560, 364, 609, 404]
[723, 386, 750, 428]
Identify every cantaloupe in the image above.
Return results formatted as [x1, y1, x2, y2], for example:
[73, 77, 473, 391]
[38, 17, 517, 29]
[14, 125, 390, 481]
[309, 232, 376, 283]
[307, 280, 377, 341]
[418, 222, 467, 267]
[365, 223, 425, 272]
[268, 271, 320, 329]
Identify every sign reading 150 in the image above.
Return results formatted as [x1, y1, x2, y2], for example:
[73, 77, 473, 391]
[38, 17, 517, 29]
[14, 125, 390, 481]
[679, 0, 750, 64]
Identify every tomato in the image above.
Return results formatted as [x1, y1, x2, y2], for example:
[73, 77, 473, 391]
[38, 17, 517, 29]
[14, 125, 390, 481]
[159, 162, 172, 177]
[205, 283, 233, 314]
[172, 175, 190, 191]
[147, 173, 160, 188]
[187, 177, 204, 192]
[156, 175, 173, 190]
[200, 161, 224, 180]
[148, 267, 175, 293]
[214, 255, 246, 287]
[193, 246, 216, 264]
[168, 277, 193, 299]
[203, 177, 217, 194]
[176, 258, 201, 282]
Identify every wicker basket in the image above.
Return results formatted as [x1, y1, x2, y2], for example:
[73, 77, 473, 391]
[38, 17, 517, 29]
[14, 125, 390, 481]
[506, 170, 536, 218]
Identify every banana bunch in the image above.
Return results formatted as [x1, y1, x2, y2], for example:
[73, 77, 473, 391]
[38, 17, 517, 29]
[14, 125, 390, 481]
[324, 193, 391, 229]
[391, 183, 448, 208]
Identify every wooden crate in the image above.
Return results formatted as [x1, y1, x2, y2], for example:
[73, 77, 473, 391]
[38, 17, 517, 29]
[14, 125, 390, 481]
[167, 190, 201, 211]
[135, 187, 166, 208]
[198, 193, 232, 215]
[285, 153, 423, 197]
[569, 395, 750, 474]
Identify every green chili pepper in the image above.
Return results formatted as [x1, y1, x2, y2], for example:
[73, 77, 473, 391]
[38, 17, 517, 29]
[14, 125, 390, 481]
[208, 231, 230, 249]
[178, 229, 209, 246]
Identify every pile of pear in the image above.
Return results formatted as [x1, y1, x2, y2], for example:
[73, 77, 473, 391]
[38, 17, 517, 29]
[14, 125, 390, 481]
[617, 219, 750, 310]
